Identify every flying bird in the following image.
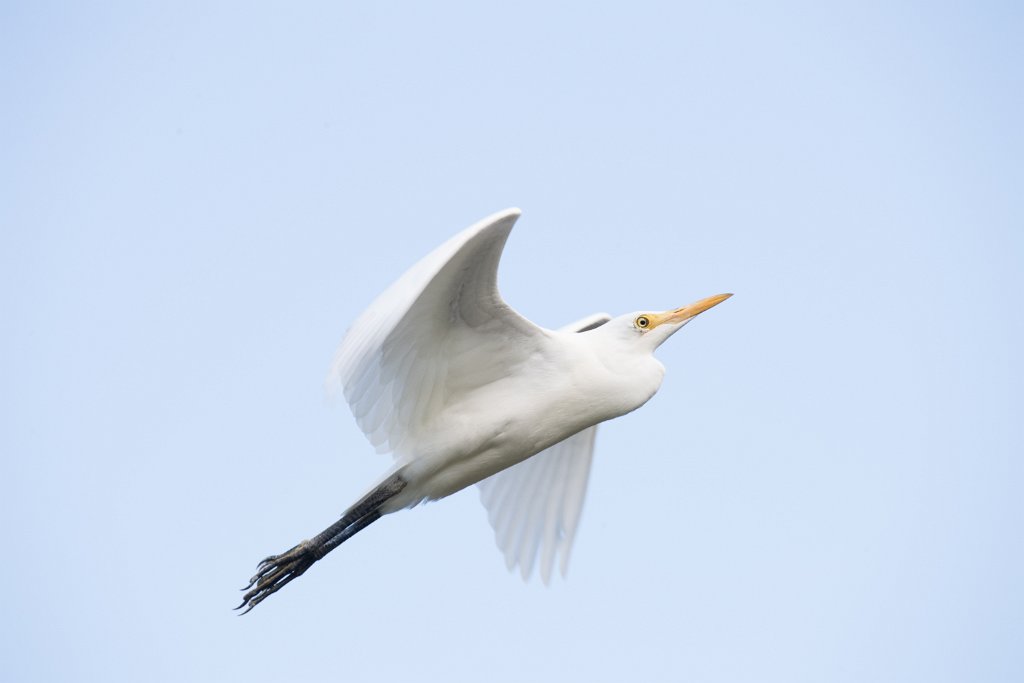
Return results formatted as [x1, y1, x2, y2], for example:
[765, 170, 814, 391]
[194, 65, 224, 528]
[238, 208, 731, 613]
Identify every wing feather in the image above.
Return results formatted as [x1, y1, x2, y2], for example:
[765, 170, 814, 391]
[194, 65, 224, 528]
[328, 208, 548, 459]
[478, 425, 598, 582]
[476, 313, 610, 582]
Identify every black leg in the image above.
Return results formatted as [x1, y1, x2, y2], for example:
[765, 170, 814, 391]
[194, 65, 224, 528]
[235, 474, 406, 614]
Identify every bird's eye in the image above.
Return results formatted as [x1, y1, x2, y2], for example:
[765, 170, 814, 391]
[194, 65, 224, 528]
[635, 315, 651, 330]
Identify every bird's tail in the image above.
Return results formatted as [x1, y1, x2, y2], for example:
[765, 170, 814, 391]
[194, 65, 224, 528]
[236, 473, 407, 614]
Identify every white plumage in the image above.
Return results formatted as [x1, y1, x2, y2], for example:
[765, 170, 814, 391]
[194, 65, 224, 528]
[239, 208, 731, 612]
[477, 422, 596, 583]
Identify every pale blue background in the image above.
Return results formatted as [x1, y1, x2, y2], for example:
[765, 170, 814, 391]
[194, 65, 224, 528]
[2, 2, 1022, 681]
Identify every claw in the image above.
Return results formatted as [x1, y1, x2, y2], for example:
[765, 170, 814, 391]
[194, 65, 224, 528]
[235, 540, 317, 614]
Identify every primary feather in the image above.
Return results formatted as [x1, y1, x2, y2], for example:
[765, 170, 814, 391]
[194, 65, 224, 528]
[477, 314, 609, 583]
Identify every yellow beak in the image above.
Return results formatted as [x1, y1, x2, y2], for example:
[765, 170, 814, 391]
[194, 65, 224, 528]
[651, 293, 733, 327]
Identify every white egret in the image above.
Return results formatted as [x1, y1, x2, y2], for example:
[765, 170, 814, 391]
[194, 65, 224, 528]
[238, 208, 731, 613]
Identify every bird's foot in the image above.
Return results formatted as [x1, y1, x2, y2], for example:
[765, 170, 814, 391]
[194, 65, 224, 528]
[236, 540, 318, 614]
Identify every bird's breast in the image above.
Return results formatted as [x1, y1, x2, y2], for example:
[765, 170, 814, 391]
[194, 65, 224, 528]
[399, 350, 664, 502]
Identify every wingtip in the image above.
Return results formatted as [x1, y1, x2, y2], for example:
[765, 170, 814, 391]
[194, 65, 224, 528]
[488, 207, 522, 223]
[467, 208, 522, 238]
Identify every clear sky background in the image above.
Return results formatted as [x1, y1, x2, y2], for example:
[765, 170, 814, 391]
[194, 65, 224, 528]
[2, 2, 1022, 681]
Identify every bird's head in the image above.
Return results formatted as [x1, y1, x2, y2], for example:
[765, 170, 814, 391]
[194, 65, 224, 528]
[608, 293, 733, 351]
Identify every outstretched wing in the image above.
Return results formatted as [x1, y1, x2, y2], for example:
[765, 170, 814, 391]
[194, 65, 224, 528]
[328, 208, 549, 459]
[476, 312, 611, 583]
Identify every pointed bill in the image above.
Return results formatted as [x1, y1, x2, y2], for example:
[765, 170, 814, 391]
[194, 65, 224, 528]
[650, 293, 733, 327]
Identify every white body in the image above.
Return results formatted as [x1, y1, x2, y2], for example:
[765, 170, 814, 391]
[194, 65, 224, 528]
[328, 208, 719, 582]
[390, 326, 665, 509]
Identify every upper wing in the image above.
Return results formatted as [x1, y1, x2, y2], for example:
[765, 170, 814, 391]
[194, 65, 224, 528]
[328, 208, 548, 458]
[476, 312, 611, 583]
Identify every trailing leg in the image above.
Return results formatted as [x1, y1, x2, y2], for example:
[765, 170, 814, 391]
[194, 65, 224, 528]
[236, 473, 406, 614]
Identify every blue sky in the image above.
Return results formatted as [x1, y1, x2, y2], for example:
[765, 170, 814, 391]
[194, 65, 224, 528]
[2, 2, 1022, 681]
